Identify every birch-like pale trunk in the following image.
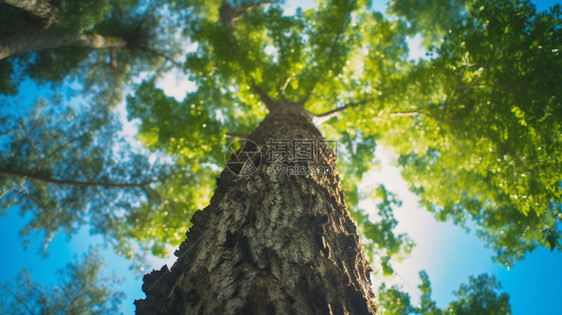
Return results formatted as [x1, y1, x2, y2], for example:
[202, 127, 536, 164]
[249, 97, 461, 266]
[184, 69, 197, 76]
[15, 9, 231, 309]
[135, 100, 377, 314]
[0, 33, 127, 60]
[3, 0, 57, 21]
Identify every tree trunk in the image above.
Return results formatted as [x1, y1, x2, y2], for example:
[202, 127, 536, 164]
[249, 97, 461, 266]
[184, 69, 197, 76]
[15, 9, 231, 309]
[3, 0, 57, 23]
[0, 33, 127, 60]
[135, 101, 377, 314]
[0, 0, 58, 29]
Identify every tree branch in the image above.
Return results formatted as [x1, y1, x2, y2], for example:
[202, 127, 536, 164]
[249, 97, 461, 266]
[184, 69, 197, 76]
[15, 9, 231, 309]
[390, 111, 420, 117]
[219, 0, 275, 28]
[66, 274, 89, 314]
[0, 168, 157, 188]
[225, 132, 250, 139]
[385, 110, 463, 123]
[315, 100, 368, 119]
[311, 99, 370, 125]
[109, 49, 118, 68]
[312, 100, 463, 125]
[280, 77, 291, 97]
[0, 178, 26, 199]
[0, 283, 36, 315]
[251, 82, 277, 111]
[135, 45, 183, 68]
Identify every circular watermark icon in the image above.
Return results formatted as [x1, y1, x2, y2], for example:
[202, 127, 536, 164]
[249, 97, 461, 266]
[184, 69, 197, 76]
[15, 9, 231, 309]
[225, 139, 262, 175]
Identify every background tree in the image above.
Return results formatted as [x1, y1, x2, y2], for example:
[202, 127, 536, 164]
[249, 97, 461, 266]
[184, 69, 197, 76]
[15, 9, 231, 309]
[0, 248, 124, 314]
[388, 0, 470, 49]
[2, 0, 59, 25]
[0, 0, 181, 108]
[377, 272, 512, 314]
[0, 98, 189, 269]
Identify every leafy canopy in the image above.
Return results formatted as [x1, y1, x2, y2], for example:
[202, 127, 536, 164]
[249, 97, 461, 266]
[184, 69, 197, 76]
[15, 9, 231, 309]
[383, 0, 562, 265]
[128, 0, 561, 268]
[1, 0, 560, 283]
[0, 98, 176, 266]
[126, 0, 416, 272]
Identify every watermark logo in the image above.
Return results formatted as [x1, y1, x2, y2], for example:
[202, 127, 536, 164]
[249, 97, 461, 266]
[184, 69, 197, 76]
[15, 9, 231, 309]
[266, 139, 337, 163]
[225, 139, 262, 175]
[266, 163, 334, 176]
[225, 139, 337, 176]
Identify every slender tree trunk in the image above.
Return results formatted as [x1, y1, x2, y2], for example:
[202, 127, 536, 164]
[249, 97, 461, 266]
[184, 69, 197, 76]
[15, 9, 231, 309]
[3, 0, 57, 21]
[0, 33, 127, 60]
[135, 101, 377, 314]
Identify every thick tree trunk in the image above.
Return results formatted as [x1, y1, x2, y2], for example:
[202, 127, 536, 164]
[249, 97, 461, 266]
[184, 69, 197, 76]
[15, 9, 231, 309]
[0, 33, 127, 60]
[3, 0, 57, 21]
[135, 102, 377, 314]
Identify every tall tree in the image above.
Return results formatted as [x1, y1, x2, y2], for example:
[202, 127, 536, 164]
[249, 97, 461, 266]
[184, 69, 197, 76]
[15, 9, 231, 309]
[0, 0, 180, 105]
[2, 0, 58, 25]
[132, 0, 386, 312]
[2, 0, 560, 311]
[128, 0, 560, 311]
[0, 0, 116, 61]
[135, 89, 378, 314]
[0, 32, 127, 60]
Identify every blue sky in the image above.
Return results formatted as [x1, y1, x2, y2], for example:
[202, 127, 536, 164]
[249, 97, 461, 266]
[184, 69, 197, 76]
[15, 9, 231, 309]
[364, 147, 562, 313]
[1, 0, 561, 314]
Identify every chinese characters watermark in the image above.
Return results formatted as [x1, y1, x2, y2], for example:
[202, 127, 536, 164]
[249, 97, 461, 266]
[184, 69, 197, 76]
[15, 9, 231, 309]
[225, 139, 337, 176]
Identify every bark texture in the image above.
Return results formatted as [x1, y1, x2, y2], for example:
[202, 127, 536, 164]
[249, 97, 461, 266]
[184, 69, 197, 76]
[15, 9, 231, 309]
[0, 33, 126, 60]
[135, 102, 376, 314]
[3, 0, 57, 21]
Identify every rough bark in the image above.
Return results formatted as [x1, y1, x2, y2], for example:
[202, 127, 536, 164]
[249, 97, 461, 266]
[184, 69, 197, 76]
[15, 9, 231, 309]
[135, 101, 376, 314]
[0, 33, 127, 60]
[3, 0, 58, 22]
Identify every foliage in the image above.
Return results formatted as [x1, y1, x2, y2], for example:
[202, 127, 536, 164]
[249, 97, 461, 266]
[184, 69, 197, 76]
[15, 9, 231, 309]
[0, 248, 124, 314]
[1, 0, 560, 302]
[447, 273, 512, 314]
[380, 0, 562, 265]
[0, 98, 177, 267]
[389, 0, 470, 49]
[376, 282, 415, 314]
[377, 271, 512, 314]
[349, 182, 415, 275]
[123, 0, 419, 269]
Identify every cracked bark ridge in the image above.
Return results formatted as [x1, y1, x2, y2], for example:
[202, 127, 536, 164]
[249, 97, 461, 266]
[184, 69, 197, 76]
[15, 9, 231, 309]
[135, 102, 376, 314]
